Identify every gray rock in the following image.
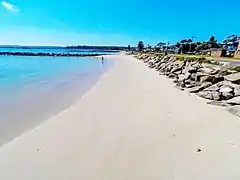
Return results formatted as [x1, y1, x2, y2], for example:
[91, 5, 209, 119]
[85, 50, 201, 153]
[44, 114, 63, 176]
[200, 76, 213, 83]
[189, 86, 201, 93]
[204, 84, 220, 91]
[170, 66, 181, 73]
[198, 91, 221, 100]
[221, 92, 234, 100]
[198, 91, 213, 100]
[201, 67, 218, 75]
[200, 75, 224, 84]
[227, 96, 240, 105]
[185, 84, 195, 88]
[189, 82, 212, 93]
[168, 73, 177, 79]
[224, 72, 240, 83]
[212, 91, 222, 101]
[188, 66, 198, 73]
[219, 86, 233, 93]
[219, 62, 231, 66]
[234, 85, 240, 96]
[184, 72, 191, 80]
[207, 101, 230, 107]
[200, 82, 213, 89]
[178, 74, 185, 82]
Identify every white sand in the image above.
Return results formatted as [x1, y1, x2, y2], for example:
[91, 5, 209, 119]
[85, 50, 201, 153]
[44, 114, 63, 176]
[0, 54, 240, 180]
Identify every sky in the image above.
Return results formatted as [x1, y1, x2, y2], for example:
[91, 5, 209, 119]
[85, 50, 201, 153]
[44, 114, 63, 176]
[0, 0, 239, 46]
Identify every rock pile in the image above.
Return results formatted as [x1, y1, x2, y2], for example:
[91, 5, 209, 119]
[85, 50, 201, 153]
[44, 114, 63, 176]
[135, 53, 240, 107]
[0, 52, 106, 57]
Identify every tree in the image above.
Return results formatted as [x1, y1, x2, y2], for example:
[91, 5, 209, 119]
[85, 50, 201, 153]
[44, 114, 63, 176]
[180, 39, 188, 53]
[157, 42, 166, 48]
[127, 45, 131, 51]
[223, 35, 238, 44]
[137, 41, 144, 52]
[207, 36, 218, 48]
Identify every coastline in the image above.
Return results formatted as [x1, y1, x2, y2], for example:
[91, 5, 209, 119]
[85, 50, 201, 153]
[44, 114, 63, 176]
[0, 55, 113, 147]
[0, 54, 240, 179]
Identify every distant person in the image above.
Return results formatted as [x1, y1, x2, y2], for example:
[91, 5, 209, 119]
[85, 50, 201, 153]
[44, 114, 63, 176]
[102, 56, 104, 64]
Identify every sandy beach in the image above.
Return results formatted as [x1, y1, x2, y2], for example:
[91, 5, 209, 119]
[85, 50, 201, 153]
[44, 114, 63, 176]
[0, 54, 240, 179]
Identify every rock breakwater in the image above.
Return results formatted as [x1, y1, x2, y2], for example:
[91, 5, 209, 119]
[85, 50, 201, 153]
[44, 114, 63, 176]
[134, 53, 240, 112]
[0, 52, 107, 57]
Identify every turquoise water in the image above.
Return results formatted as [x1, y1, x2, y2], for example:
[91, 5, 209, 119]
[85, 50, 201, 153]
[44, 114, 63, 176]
[0, 52, 112, 145]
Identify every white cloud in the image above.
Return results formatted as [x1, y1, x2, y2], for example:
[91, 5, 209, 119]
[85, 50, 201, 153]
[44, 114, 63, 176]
[1, 1, 19, 12]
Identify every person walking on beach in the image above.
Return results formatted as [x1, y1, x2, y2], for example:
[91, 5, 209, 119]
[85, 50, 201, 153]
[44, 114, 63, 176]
[102, 56, 104, 64]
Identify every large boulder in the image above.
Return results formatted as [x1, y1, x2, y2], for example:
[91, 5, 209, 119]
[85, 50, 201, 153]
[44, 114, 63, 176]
[219, 85, 234, 100]
[170, 66, 182, 73]
[204, 84, 220, 91]
[198, 91, 213, 100]
[184, 72, 191, 80]
[189, 86, 201, 93]
[200, 75, 224, 84]
[224, 72, 240, 83]
[198, 91, 221, 100]
[227, 96, 240, 105]
[221, 92, 234, 100]
[234, 85, 240, 96]
[189, 82, 212, 93]
[168, 73, 177, 79]
[219, 85, 233, 93]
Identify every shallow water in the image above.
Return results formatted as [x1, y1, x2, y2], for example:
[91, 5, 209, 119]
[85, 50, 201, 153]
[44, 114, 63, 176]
[0, 55, 112, 146]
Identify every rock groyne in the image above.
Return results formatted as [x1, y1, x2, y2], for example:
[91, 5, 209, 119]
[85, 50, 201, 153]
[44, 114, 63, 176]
[134, 53, 240, 113]
[0, 52, 107, 57]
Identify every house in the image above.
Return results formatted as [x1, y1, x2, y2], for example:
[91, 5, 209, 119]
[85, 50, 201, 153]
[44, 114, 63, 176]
[210, 48, 222, 57]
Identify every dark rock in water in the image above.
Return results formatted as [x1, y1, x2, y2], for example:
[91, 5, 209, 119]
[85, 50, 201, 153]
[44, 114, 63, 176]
[195, 73, 209, 81]
[227, 96, 240, 105]
[207, 101, 230, 107]
[224, 72, 240, 83]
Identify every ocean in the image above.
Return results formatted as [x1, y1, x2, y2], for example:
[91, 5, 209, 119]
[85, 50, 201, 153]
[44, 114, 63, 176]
[0, 47, 114, 146]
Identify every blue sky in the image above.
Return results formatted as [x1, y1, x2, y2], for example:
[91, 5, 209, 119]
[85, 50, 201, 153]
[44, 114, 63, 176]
[0, 0, 239, 46]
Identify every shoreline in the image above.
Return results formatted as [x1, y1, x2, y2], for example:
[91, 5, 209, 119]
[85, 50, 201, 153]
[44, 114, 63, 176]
[0, 55, 113, 147]
[0, 54, 240, 179]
